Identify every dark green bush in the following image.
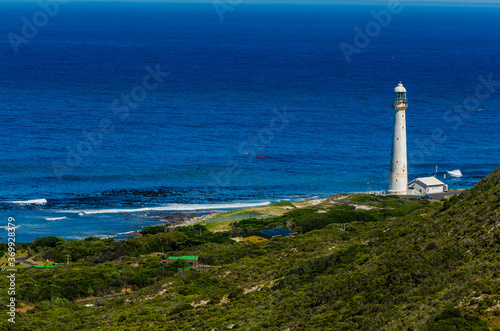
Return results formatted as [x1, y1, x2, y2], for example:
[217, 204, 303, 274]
[422, 308, 489, 331]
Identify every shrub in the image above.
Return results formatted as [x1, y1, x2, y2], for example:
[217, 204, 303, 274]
[170, 304, 194, 315]
[140, 226, 166, 236]
[32, 236, 65, 248]
[422, 308, 489, 331]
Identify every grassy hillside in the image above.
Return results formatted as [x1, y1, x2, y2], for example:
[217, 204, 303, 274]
[204, 200, 317, 231]
[1, 168, 500, 330]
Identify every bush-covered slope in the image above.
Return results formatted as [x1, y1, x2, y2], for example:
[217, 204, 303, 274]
[1, 167, 500, 330]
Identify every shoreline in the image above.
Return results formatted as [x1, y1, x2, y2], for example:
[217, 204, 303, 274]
[2, 189, 467, 243]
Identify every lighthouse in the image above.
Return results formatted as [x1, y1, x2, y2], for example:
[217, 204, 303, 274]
[388, 82, 408, 195]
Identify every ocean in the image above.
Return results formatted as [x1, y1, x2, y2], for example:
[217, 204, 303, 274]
[0, 2, 499, 242]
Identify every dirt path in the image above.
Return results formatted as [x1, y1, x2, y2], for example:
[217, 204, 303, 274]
[75, 287, 134, 303]
[16, 305, 35, 313]
[17, 257, 37, 266]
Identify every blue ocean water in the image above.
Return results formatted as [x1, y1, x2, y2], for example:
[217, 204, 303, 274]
[0, 2, 499, 242]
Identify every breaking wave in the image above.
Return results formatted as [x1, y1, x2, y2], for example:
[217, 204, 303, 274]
[58, 201, 272, 215]
[44, 217, 67, 221]
[5, 198, 47, 205]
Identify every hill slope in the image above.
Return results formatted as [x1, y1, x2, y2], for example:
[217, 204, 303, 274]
[2, 168, 500, 330]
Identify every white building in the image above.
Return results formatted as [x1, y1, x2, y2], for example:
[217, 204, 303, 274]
[388, 82, 408, 195]
[407, 177, 448, 196]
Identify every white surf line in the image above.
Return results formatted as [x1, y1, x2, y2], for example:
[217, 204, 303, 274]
[57, 201, 272, 215]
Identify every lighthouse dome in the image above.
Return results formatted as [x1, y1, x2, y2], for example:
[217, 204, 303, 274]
[394, 82, 406, 93]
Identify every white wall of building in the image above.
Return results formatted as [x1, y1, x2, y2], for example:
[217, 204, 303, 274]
[407, 177, 448, 195]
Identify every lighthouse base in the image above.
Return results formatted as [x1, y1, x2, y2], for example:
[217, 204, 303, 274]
[387, 190, 407, 195]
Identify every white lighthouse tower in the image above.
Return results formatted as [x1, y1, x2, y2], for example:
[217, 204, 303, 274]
[388, 82, 408, 195]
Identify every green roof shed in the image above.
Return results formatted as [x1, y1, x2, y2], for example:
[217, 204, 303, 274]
[168, 256, 199, 261]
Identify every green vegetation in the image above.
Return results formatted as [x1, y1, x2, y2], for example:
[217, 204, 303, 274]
[1, 167, 500, 330]
[0, 224, 232, 265]
[422, 308, 489, 331]
[205, 201, 299, 227]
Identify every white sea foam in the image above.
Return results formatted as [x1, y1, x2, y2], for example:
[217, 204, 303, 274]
[447, 169, 463, 178]
[117, 230, 137, 235]
[44, 217, 67, 221]
[0, 225, 20, 230]
[5, 198, 47, 205]
[95, 234, 117, 239]
[58, 201, 272, 215]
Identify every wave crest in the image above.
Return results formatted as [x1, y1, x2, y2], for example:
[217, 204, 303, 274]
[59, 201, 271, 215]
[5, 198, 47, 205]
[44, 217, 67, 221]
